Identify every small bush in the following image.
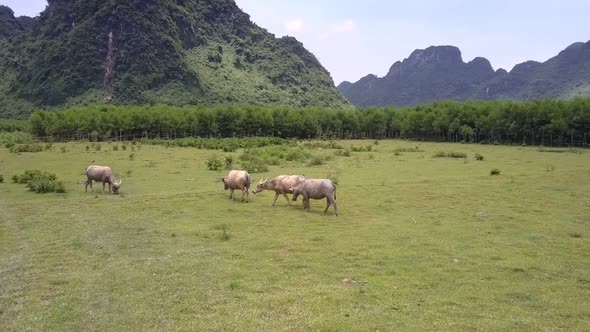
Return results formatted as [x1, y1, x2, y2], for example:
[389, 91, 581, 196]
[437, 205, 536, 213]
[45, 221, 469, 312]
[94, 144, 101, 151]
[129, 153, 135, 161]
[27, 177, 66, 193]
[121, 145, 127, 151]
[60, 146, 68, 153]
[11, 169, 66, 193]
[326, 169, 340, 185]
[475, 153, 484, 161]
[215, 224, 231, 241]
[0, 174, 4, 183]
[302, 140, 343, 150]
[113, 145, 119, 151]
[394, 147, 423, 153]
[240, 159, 269, 173]
[335, 149, 351, 157]
[350, 145, 373, 152]
[85, 145, 90, 151]
[448, 152, 467, 158]
[224, 156, 234, 169]
[125, 170, 133, 177]
[433, 151, 467, 158]
[307, 156, 325, 166]
[206, 156, 223, 171]
[45, 143, 53, 151]
[9, 144, 43, 153]
[490, 168, 501, 176]
[433, 151, 447, 158]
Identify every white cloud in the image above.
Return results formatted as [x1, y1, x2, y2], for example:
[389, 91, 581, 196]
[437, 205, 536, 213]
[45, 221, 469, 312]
[284, 19, 305, 33]
[320, 20, 356, 40]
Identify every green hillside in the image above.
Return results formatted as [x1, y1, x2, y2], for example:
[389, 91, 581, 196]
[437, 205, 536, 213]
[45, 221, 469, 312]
[0, 1, 349, 119]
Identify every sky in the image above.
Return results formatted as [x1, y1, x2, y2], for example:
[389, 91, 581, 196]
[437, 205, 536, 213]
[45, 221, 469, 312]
[2, 0, 589, 84]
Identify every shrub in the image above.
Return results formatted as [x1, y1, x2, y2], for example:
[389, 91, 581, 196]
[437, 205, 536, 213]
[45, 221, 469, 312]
[448, 152, 467, 158]
[129, 153, 135, 161]
[206, 156, 223, 171]
[125, 170, 133, 177]
[0, 174, 4, 183]
[121, 145, 127, 151]
[433, 151, 467, 158]
[307, 155, 325, 166]
[60, 146, 68, 153]
[9, 144, 43, 153]
[394, 147, 423, 153]
[350, 145, 373, 152]
[113, 145, 119, 151]
[302, 140, 343, 150]
[11, 169, 66, 193]
[224, 156, 234, 169]
[85, 145, 90, 151]
[27, 177, 66, 193]
[94, 143, 101, 151]
[45, 143, 53, 151]
[240, 158, 269, 173]
[475, 153, 484, 161]
[335, 149, 351, 157]
[490, 168, 501, 176]
[326, 169, 339, 185]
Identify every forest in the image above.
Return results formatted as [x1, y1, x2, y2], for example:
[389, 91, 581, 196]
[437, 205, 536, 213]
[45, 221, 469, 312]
[25, 98, 590, 146]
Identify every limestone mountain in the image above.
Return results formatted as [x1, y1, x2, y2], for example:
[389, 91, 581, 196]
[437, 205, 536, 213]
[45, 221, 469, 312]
[338, 41, 590, 107]
[0, 1, 349, 118]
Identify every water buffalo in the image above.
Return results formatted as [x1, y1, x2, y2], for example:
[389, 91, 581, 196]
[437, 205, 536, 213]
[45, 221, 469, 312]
[290, 178, 338, 216]
[85, 165, 122, 194]
[222, 170, 252, 202]
[252, 175, 306, 206]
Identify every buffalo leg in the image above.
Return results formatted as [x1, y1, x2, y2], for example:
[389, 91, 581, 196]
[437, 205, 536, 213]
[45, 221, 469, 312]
[324, 198, 331, 214]
[102, 182, 106, 193]
[229, 188, 234, 200]
[332, 199, 338, 216]
[272, 192, 280, 206]
[85, 179, 92, 192]
[282, 193, 292, 206]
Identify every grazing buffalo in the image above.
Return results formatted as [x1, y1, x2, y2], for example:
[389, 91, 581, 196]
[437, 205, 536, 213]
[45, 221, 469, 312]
[252, 175, 306, 206]
[85, 165, 122, 194]
[290, 178, 338, 216]
[222, 170, 252, 202]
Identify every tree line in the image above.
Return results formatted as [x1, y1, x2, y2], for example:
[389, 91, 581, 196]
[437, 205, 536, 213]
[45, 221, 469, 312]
[28, 98, 590, 146]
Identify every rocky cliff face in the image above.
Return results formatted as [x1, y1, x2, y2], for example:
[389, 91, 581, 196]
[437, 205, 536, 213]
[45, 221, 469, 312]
[339, 41, 590, 107]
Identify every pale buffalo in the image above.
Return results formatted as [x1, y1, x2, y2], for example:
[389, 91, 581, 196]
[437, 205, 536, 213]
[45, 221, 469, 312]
[85, 165, 122, 194]
[290, 178, 338, 216]
[252, 175, 306, 206]
[222, 170, 252, 202]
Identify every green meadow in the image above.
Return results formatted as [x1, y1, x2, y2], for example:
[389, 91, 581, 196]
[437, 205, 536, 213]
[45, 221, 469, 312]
[1, 140, 589, 331]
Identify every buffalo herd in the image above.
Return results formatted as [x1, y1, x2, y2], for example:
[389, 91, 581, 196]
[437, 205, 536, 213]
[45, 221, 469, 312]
[84, 165, 338, 216]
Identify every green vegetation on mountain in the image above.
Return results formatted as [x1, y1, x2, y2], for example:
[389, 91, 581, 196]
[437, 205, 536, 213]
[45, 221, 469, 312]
[0, 1, 348, 119]
[339, 42, 590, 107]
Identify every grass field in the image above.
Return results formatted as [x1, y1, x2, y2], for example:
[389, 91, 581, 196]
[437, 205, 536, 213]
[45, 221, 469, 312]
[1, 140, 589, 331]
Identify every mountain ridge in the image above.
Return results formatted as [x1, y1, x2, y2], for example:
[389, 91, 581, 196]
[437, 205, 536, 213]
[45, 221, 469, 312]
[338, 41, 590, 107]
